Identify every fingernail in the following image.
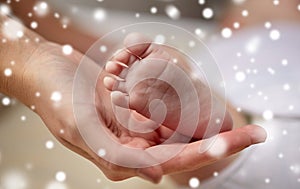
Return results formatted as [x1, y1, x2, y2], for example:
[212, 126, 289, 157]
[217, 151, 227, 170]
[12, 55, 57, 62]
[249, 126, 267, 144]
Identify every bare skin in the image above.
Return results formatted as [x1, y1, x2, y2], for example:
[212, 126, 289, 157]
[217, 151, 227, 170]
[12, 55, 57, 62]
[1, 0, 267, 184]
[103, 33, 233, 140]
[172, 0, 300, 186]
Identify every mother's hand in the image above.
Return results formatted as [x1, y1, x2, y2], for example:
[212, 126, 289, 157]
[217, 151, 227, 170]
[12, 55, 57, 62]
[22, 40, 266, 184]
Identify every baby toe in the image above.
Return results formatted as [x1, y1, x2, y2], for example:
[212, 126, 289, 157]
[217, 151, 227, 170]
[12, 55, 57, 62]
[105, 61, 128, 76]
[111, 91, 129, 108]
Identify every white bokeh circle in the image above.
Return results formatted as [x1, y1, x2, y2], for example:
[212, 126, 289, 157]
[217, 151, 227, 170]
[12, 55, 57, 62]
[73, 22, 227, 168]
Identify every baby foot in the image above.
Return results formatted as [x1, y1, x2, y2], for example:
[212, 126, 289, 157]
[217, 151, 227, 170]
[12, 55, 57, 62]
[103, 33, 232, 139]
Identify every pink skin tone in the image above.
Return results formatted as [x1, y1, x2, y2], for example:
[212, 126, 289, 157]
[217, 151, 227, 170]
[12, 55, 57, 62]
[103, 33, 233, 140]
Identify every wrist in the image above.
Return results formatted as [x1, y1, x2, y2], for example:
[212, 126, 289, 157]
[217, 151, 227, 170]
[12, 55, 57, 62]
[0, 15, 46, 106]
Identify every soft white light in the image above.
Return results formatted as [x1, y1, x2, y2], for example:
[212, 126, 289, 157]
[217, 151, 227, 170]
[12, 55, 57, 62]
[289, 105, 294, 111]
[235, 71, 246, 82]
[282, 129, 288, 135]
[198, 0, 205, 5]
[35, 37, 40, 43]
[150, 7, 158, 14]
[242, 10, 249, 17]
[20, 115, 26, 121]
[273, 0, 279, 5]
[281, 59, 288, 66]
[232, 0, 246, 4]
[207, 137, 228, 157]
[194, 28, 206, 38]
[154, 34, 166, 44]
[165, 5, 180, 20]
[4, 68, 12, 76]
[16, 30, 24, 38]
[45, 140, 54, 149]
[278, 153, 284, 159]
[2, 19, 24, 40]
[62, 45, 73, 55]
[59, 129, 64, 134]
[98, 148, 106, 157]
[195, 28, 202, 35]
[54, 12, 60, 19]
[221, 28, 232, 38]
[269, 29, 280, 40]
[189, 177, 200, 188]
[34, 1, 49, 17]
[263, 110, 273, 120]
[1, 171, 28, 189]
[213, 171, 219, 177]
[202, 8, 214, 19]
[46, 181, 67, 189]
[233, 22, 240, 29]
[265, 22, 272, 29]
[188, 40, 196, 48]
[94, 8, 106, 21]
[0, 4, 11, 15]
[30, 21, 38, 29]
[267, 67, 275, 75]
[298, 4, 300, 11]
[99, 45, 107, 53]
[2, 97, 11, 106]
[55, 171, 66, 182]
[35, 92, 41, 97]
[265, 178, 271, 184]
[51, 91, 62, 102]
[245, 37, 261, 54]
[290, 164, 300, 174]
[283, 83, 290, 91]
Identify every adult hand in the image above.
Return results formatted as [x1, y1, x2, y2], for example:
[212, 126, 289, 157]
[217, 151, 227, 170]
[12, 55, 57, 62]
[0, 17, 266, 183]
[24, 40, 266, 182]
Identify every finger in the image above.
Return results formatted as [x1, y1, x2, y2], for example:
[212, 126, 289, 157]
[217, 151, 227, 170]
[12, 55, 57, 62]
[160, 125, 267, 174]
[98, 138, 163, 183]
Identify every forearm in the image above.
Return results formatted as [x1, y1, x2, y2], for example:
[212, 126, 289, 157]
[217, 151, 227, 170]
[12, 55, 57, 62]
[6, 0, 96, 53]
[0, 15, 44, 105]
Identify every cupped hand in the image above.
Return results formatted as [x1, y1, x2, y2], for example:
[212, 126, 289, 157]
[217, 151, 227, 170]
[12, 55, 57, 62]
[23, 40, 266, 184]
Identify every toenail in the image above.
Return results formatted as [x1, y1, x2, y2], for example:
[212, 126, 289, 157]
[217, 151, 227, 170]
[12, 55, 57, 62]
[115, 61, 129, 68]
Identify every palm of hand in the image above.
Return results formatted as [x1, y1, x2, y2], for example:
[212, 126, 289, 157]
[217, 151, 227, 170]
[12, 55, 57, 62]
[28, 42, 165, 181]
[27, 41, 266, 183]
